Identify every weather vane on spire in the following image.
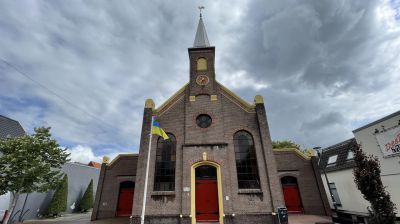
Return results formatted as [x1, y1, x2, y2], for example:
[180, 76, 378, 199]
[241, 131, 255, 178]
[198, 6, 205, 18]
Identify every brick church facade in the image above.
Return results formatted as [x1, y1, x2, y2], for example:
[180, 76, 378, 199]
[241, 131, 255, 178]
[92, 15, 330, 224]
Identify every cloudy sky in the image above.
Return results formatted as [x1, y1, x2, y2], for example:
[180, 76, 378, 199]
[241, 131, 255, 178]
[1, 0, 399, 163]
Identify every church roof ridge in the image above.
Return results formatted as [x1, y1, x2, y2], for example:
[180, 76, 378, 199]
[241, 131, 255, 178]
[155, 83, 188, 115]
[273, 148, 311, 160]
[107, 153, 139, 167]
[217, 81, 255, 111]
[154, 81, 257, 116]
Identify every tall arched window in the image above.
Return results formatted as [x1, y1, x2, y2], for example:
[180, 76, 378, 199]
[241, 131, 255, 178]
[197, 58, 207, 71]
[234, 131, 260, 189]
[154, 133, 176, 191]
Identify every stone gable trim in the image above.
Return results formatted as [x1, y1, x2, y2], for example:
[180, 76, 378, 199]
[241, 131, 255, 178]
[107, 154, 138, 168]
[273, 148, 311, 161]
[219, 90, 256, 114]
[155, 84, 188, 115]
[156, 95, 185, 117]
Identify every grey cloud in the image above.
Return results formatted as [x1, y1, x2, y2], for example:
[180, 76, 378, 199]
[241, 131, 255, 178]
[224, 0, 398, 92]
[301, 112, 346, 131]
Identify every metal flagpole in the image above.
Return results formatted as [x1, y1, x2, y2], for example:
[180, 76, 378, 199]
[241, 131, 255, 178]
[141, 116, 154, 224]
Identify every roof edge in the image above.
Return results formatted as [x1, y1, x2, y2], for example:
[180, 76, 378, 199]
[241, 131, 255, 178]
[107, 153, 139, 167]
[353, 110, 400, 133]
[322, 138, 356, 152]
[217, 81, 255, 112]
[273, 148, 311, 160]
[155, 83, 188, 115]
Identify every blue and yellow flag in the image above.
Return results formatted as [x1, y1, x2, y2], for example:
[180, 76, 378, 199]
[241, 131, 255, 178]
[152, 121, 169, 140]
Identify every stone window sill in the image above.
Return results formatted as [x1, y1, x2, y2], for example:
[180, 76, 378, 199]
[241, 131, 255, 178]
[151, 191, 175, 196]
[238, 189, 263, 194]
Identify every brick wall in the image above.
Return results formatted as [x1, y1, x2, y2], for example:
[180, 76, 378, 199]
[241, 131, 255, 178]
[274, 150, 331, 216]
[92, 155, 138, 220]
[129, 82, 284, 224]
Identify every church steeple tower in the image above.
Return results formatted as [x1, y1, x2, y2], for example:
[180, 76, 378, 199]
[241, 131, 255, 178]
[188, 8, 216, 97]
[193, 13, 210, 48]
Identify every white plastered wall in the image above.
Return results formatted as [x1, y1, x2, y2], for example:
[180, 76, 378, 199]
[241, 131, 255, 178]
[321, 169, 370, 215]
[353, 112, 400, 216]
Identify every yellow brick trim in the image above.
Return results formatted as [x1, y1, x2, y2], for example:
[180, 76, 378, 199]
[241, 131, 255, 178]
[254, 95, 264, 104]
[145, 99, 155, 109]
[273, 148, 311, 160]
[102, 156, 110, 164]
[107, 154, 138, 167]
[217, 81, 255, 109]
[155, 83, 188, 113]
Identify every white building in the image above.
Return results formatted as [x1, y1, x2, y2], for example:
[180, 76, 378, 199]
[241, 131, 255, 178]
[320, 110, 400, 223]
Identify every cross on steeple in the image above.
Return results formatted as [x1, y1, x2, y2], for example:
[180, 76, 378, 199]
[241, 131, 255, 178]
[198, 6, 205, 18]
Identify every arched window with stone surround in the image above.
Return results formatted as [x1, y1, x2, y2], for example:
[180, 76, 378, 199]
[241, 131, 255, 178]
[197, 57, 207, 71]
[154, 133, 176, 191]
[234, 130, 261, 189]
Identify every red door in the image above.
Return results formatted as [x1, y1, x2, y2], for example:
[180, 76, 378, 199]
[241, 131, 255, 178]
[283, 185, 303, 212]
[117, 188, 134, 216]
[195, 179, 219, 222]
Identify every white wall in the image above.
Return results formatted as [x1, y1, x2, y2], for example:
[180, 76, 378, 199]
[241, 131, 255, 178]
[0, 192, 10, 210]
[321, 169, 370, 215]
[353, 112, 400, 214]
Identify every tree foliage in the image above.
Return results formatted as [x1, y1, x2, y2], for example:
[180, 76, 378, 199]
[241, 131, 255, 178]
[79, 179, 93, 212]
[47, 175, 68, 216]
[0, 127, 69, 195]
[272, 140, 300, 150]
[0, 127, 69, 223]
[352, 143, 397, 224]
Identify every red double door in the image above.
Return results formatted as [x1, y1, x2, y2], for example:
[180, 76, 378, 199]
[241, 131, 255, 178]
[282, 185, 303, 212]
[195, 179, 219, 222]
[117, 183, 134, 216]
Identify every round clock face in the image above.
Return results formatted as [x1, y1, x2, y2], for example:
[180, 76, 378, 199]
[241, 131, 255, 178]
[196, 75, 210, 86]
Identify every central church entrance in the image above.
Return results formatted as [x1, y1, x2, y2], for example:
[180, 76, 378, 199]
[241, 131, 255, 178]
[195, 165, 219, 222]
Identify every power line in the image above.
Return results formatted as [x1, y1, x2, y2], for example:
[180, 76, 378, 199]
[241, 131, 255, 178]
[0, 58, 122, 132]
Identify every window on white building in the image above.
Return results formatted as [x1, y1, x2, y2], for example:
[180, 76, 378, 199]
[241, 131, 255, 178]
[329, 183, 342, 206]
[327, 155, 338, 166]
[347, 151, 354, 160]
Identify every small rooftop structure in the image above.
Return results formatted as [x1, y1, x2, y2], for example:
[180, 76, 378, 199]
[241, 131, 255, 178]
[88, 161, 101, 169]
[319, 138, 357, 172]
[0, 115, 25, 139]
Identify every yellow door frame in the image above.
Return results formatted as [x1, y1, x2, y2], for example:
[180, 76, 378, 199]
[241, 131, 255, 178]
[191, 161, 224, 224]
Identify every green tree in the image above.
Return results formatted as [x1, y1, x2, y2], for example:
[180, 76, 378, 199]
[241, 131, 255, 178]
[79, 179, 93, 212]
[272, 140, 300, 149]
[0, 127, 69, 223]
[47, 175, 68, 216]
[352, 143, 397, 224]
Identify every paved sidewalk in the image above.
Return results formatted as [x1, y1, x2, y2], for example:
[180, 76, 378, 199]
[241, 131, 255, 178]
[23, 213, 332, 224]
[289, 214, 332, 224]
[22, 213, 129, 224]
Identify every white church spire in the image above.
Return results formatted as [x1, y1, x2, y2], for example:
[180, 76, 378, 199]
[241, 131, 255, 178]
[193, 6, 210, 48]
